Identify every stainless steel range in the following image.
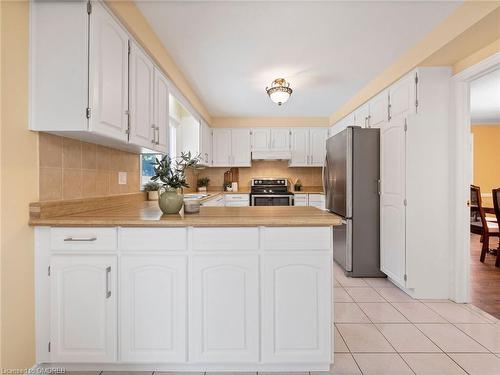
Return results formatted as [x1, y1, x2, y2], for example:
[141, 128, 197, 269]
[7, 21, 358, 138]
[250, 178, 294, 206]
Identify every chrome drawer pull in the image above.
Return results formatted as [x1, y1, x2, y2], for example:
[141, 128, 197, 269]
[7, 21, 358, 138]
[105, 266, 111, 299]
[63, 237, 97, 242]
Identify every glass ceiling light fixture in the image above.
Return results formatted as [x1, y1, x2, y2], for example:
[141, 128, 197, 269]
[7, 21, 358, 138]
[266, 78, 293, 106]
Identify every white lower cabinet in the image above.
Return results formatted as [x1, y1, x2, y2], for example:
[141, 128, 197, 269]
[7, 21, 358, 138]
[120, 255, 187, 362]
[50, 255, 117, 363]
[261, 254, 331, 363]
[190, 255, 259, 363]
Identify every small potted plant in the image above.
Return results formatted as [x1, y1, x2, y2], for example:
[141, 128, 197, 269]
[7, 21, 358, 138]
[294, 178, 302, 192]
[150, 152, 201, 214]
[144, 181, 160, 201]
[197, 177, 210, 193]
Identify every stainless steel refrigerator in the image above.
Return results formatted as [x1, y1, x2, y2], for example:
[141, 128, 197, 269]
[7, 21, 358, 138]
[323, 126, 385, 277]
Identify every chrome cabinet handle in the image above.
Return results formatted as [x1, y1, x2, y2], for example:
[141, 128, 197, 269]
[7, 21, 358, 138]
[63, 237, 97, 242]
[151, 124, 156, 144]
[105, 266, 111, 299]
[155, 126, 160, 145]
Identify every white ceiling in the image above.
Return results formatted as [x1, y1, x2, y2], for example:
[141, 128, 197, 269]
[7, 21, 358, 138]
[470, 68, 500, 124]
[137, 1, 461, 118]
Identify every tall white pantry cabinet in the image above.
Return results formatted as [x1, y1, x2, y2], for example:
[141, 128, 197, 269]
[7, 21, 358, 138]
[30, 1, 169, 154]
[330, 67, 452, 299]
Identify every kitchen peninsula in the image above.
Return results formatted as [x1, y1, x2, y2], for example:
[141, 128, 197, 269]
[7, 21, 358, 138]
[31, 195, 341, 372]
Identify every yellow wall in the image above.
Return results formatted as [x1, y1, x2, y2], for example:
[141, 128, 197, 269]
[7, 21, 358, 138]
[0, 0, 37, 370]
[471, 124, 500, 207]
[453, 37, 500, 74]
[105, 0, 212, 124]
[329, 1, 500, 125]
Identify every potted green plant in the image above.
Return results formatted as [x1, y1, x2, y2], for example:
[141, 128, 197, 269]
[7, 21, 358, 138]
[294, 178, 303, 192]
[150, 152, 201, 214]
[197, 177, 210, 193]
[143, 181, 160, 201]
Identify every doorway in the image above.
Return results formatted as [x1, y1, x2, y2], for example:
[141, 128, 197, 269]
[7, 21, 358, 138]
[468, 68, 500, 318]
[451, 52, 500, 316]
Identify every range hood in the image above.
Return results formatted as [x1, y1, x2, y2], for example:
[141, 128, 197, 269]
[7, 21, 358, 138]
[251, 151, 292, 160]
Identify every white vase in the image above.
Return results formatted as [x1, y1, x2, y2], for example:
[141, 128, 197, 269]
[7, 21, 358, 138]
[197, 186, 207, 193]
[147, 191, 159, 201]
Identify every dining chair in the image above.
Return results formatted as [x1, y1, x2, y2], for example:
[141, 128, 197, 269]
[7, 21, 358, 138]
[492, 187, 500, 267]
[470, 185, 499, 264]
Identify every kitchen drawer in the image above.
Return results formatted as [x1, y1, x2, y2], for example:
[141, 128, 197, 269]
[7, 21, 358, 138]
[201, 195, 225, 207]
[119, 228, 187, 251]
[224, 193, 249, 202]
[294, 194, 308, 206]
[308, 194, 325, 202]
[50, 227, 117, 251]
[262, 227, 331, 251]
[192, 227, 259, 251]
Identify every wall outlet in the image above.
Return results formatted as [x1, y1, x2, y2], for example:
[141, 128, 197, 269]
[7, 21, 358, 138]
[118, 171, 127, 185]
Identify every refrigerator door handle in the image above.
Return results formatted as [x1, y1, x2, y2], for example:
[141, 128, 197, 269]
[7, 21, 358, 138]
[322, 155, 327, 193]
[346, 219, 353, 272]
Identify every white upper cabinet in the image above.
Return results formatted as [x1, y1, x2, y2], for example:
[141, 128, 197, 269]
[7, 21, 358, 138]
[153, 69, 170, 153]
[251, 128, 290, 153]
[212, 128, 232, 166]
[231, 129, 252, 166]
[389, 73, 416, 118]
[290, 128, 309, 166]
[270, 128, 291, 151]
[129, 42, 155, 149]
[212, 128, 251, 167]
[50, 255, 117, 363]
[309, 128, 327, 166]
[89, 2, 129, 141]
[200, 120, 212, 166]
[353, 103, 370, 128]
[368, 90, 389, 129]
[290, 128, 326, 167]
[120, 255, 187, 363]
[252, 128, 271, 152]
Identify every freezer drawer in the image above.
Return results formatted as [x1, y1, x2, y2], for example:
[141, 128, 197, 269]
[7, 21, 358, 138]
[332, 219, 352, 272]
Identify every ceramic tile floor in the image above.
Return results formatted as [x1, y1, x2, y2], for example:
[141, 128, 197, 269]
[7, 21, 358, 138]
[65, 262, 500, 375]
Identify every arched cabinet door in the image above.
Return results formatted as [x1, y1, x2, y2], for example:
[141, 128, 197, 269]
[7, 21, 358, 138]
[261, 254, 331, 363]
[120, 255, 187, 362]
[190, 255, 259, 363]
[50, 255, 117, 363]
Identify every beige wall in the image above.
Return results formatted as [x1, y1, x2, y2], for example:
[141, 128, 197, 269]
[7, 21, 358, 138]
[39, 133, 141, 201]
[471, 124, 500, 207]
[453, 37, 500, 74]
[0, 0, 37, 370]
[211, 117, 329, 128]
[197, 161, 322, 190]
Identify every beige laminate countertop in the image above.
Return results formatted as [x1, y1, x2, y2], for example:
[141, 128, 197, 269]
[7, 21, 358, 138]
[29, 202, 342, 227]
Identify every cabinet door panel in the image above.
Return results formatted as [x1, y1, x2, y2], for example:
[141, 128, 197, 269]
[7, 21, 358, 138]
[200, 121, 212, 166]
[120, 256, 187, 362]
[354, 104, 370, 128]
[271, 128, 290, 151]
[252, 128, 270, 151]
[390, 73, 415, 118]
[129, 43, 155, 149]
[212, 129, 232, 166]
[262, 254, 331, 363]
[290, 128, 309, 166]
[231, 129, 252, 166]
[309, 128, 327, 166]
[90, 2, 128, 140]
[380, 113, 406, 287]
[368, 90, 388, 129]
[154, 69, 169, 153]
[50, 255, 117, 362]
[191, 255, 259, 362]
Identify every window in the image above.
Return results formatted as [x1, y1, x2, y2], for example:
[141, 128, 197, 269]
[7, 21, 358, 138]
[140, 154, 162, 186]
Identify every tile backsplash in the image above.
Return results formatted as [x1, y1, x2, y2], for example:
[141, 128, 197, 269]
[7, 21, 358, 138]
[196, 160, 322, 190]
[39, 133, 140, 201]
